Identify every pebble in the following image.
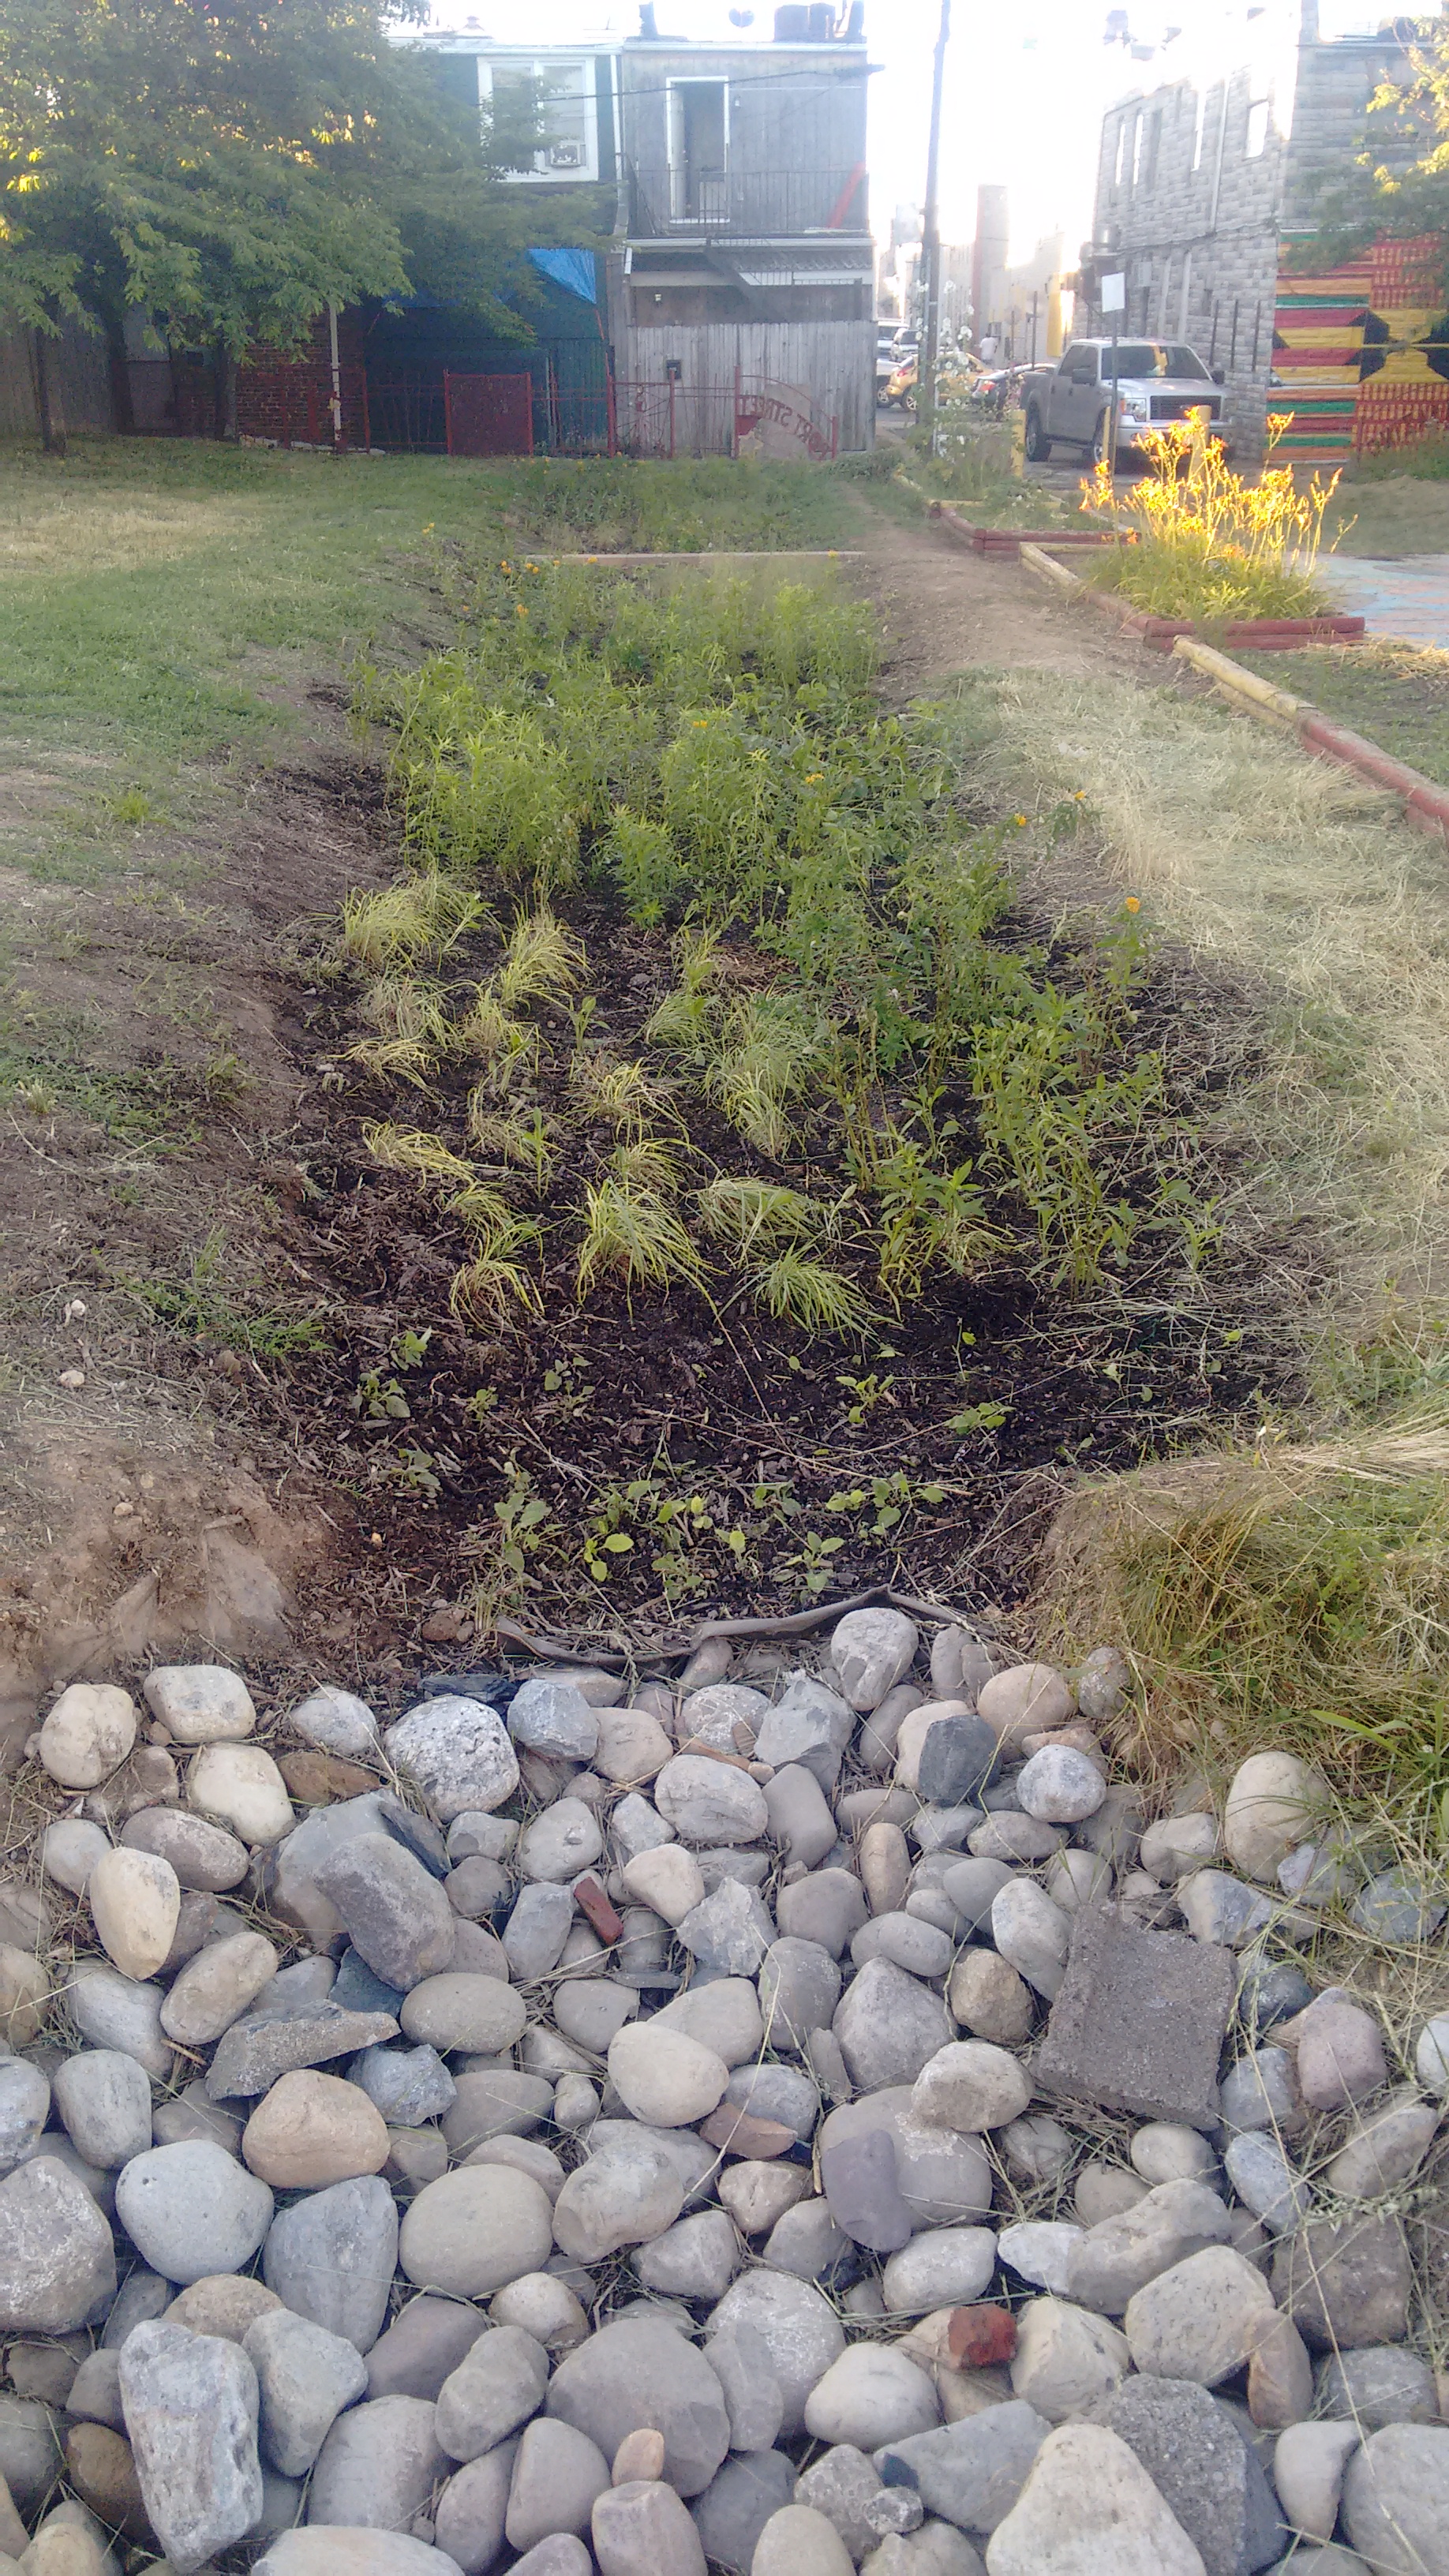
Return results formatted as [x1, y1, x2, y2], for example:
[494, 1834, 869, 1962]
[1130, 2125, 1218, 2186]
[654, 1756, 770, 1846]
[710, 2272, 846, 2436]
[187, 1742, 294, 1844]
[263, 2173, 399, 2350]
[987, 2421, 1207, 2576]
[1340, 2424, 1449, 2574]
[242, 2069, 390, 2187]
[874, 2398, 1050, 2532]
[286, 1685, 380, 1758]
[1285, 1992, 1387, 2111]
[88, 1846, 181, 1983]
[122, 1805, 252, 1891]
[1016, 1744, 1105, 1824]
[51, 2051, 152, 2170]
[1222, 1752, 1327, 1883]
[256, 2534, 466, 2574]
[144, 1663, 257, 1741]
[1223, 2132, 1312, 2234]
[118, 2318, 263, 2570]
[520, 1797, 605, 1881]
[1271, 2211, 1413, 2351]
[946, 1950, 1034, 2045]
[997, 2222, 1084, 2296]
[596, 2477, 709, 2576]
[65, 1968, 170, 2071]
[400, 2164, 554, 2299]
[160, 1930, 279, 2046]
[608, 2023, 729, 2126]
[436, 2322, 551, 2461]
[1350, 1866, 1447, 1943]
[306, 2389, 449, 2531]
[621, 1845, 705, 1925]
[1140, 1814, 1221, 1881]
[680, 1878, 775, 1975]
[880, 2228, 998, 2312]
[244, 2307, 368, 2475]
[989, 1880, 1070, 1999]
[0, 2060, 51, 2176]
[169, 2273, 283, 2340]
[386, 1694, 521, 1820]
[0, 2155, 116, 2333]
[834, 1957, 951, 2092]
[400, 1971, 527, 2054]
[511, 2417, 612, 2544]
[1323, 2093, 1440, 2197]
[1274, 2421, 1362, 2542]
[1414, 2012, 1449, 2096]
[754, 2503, 855, 2576]
[806, 2348, 939, 2449]
[1009, 2297, 1130, 2421]
[39, 1817, 112, 1894]
[1123, 2245, 1279, 2385]
[37, 1683, 138, 1789]
[509, 1677, 600, 1758]
[1317, 2346, 1439, 2430]
[117, 2139, 274, 2283]
[549, 2316, 732, 2496]
[832, 1610, 919, 1711]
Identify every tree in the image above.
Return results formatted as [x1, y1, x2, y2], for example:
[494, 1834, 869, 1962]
[0, 2, 578, 441]
[1293, 15, 1449, 275]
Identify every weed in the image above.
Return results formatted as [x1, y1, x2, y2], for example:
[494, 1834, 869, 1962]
[576, 1157, 704, 1302]
[465, 1100, 556, 1190]
[13, 1076, 57, 1115]
[341, 873, 484, 974]
[362, 1122, 476, 1191]
[748, 1248, 873, 1339]
[698, 1174, 837, 1254]
[496, 908, 586, 1013]
[118, 1228, 325, 1361]
[571, 1052, 667, 1134]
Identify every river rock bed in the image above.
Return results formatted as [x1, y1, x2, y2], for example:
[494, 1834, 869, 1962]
[0, 1613, 1446, 2575]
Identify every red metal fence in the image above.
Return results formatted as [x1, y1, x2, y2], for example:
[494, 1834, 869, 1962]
[444, 373, 535, 458]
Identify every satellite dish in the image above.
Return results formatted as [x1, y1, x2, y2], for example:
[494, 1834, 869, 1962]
[728, 8, 754, 23]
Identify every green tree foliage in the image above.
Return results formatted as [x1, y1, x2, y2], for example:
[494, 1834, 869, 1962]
[0, 0, 583, 366]
[1293, 14, 1449, 271]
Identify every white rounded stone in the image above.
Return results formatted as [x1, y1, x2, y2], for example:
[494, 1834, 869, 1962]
[1222, 1752, 1327, 1884]
[1016, 1745, 1106, 1825]
[88, 1846, 181, 1983]
[37, 1684, 137, 1788]
[608, 2024, 729, 2128]
[804, 2346, 939, 2448]
[286, 1687, 380, 1759]
[186, 1743, 294, 1844]
[143, 1664, 256, 1743]
[910, 2042, 1030, 2133]
[40, 1818, 111, 1896]
[621, 1845, 705, 1926]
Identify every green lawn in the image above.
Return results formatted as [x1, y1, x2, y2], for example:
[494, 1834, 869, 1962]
[1234, 637, 1449, 788]
[1329, 474, 1449, 558]
[0, 437, 858, 791]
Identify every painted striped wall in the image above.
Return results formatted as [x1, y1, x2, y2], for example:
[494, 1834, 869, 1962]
[1272, 234, 1449, 464]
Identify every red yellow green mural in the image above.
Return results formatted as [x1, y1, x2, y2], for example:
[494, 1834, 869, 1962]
[1272, 234, 1449, 462]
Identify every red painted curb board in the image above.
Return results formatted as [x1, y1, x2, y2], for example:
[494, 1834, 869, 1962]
[1078, 582, 1364, 650]
[1297, 714, 1449, 841]
[934, 505, 1117, 556]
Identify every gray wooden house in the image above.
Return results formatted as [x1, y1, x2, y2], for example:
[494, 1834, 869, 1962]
[423, 6, 875, 456]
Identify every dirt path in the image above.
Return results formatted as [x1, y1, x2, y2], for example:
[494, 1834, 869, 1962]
[844, 498, 1160, 697]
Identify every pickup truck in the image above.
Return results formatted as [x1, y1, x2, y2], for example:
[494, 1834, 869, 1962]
[1020, 338, 1227, 465]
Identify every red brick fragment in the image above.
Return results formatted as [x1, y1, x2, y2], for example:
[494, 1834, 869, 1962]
[697, 2106, 796, 2159]
[947, 2305, 1017, 2368]
[573, 1877, 622, 1943]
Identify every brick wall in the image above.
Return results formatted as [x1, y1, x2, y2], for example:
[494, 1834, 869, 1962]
[236, 311, 370, 447]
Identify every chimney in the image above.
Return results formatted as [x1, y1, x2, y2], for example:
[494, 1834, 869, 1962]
[638, 2, 658, 36]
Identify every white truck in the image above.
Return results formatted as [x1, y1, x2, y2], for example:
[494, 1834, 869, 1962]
[1020, 337, 1228, 466]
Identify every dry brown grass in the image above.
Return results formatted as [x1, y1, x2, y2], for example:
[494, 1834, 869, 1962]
[983, 665, 1449, 1354]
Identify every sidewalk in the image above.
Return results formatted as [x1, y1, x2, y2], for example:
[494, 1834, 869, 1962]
[1317, 551, 1449, 649]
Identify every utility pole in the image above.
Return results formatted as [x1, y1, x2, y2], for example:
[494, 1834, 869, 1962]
[919, 0, 951, 440]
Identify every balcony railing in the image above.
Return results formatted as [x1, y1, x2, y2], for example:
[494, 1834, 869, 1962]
[625, 162, 867, 240]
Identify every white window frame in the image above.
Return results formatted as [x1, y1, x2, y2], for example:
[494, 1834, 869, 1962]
[480, 55, 600, 185]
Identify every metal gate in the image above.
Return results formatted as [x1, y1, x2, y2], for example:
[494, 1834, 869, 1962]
[444, 373, 534, 458]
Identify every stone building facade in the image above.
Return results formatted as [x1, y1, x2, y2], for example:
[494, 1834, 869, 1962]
[1084, 1, 1421, 460]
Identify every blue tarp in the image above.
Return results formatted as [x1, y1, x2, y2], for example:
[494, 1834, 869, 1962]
[528, 248, 598, 305]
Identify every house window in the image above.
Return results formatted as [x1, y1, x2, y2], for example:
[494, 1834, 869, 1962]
[667, 80, 728, 222]
[485, 58, 597, 182]
[1131, 111, 1144, 186]
[1114, 118, 1126, 187]
[1245, 95, 1271, 156]
[1191, 86, 1207, 170]
[1142, 109, 1161, 189]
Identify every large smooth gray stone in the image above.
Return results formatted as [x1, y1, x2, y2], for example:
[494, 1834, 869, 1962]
[118, 2318, 263, 2574]
[263, 2174, 399, 2353]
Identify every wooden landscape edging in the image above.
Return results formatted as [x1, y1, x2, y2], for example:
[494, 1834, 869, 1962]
[934, 503, 1118, 557]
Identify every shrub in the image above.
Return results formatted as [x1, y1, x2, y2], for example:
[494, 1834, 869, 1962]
[1084, 417, 1340, 623]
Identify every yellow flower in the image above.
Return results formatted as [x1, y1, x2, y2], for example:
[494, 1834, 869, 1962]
[1013, 813, 1028, 828]
[692, 719, 709, 728]
[515, 605, 527, 619]
[421, 522, 434, 534]
[804, 773, 824, 783]
[1125, 896, 1140, 912]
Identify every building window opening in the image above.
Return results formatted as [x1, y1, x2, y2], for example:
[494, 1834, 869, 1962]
[1191, 85, 1207, 170]
[1245, 95, 1270, 157]
[1131, 111, 1144, 185]
[668, 80, 728, 222]
[488, 61, 592, 178]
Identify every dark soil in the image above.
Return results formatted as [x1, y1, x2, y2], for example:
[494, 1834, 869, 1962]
[189, 848, 1306, 1648]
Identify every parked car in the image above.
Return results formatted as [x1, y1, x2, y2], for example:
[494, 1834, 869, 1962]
[1019, 339, 1227, 465]
[875, 326, 900, 401]
[882, 352, 982, 414]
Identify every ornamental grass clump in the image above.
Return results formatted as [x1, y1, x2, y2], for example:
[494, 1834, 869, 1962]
[1083, 416, 1341, 624]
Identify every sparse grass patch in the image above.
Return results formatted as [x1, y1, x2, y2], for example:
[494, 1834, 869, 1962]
[1037, 1411, 1449, 1835]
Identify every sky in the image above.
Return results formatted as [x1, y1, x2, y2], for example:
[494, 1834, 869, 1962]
[416, 1, 1424, 269]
